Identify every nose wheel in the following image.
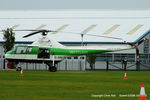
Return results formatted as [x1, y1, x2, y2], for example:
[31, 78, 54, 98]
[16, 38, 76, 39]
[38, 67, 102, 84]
[49, 66, 57, 72]
[45, 62, 57, 72]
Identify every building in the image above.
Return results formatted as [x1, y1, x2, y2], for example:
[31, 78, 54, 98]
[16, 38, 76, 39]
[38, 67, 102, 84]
[0, 10, 150, 70]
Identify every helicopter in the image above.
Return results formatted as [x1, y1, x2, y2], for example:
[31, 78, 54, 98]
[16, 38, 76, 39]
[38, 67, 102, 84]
[4, 29, 148, 72]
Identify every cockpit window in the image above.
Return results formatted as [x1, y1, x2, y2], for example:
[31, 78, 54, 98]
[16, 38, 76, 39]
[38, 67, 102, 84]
[12, 46, 16, 52]
[16, 47, 27, 53]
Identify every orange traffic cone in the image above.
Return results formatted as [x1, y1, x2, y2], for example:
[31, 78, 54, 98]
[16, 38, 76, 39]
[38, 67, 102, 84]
[139, 83, 146, 100]
[124, 72, 127, 80]
[20, 68, 23, 77]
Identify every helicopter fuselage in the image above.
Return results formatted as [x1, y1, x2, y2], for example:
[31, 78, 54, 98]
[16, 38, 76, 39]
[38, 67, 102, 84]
[4, 36, 133, 72]
[5, 44, 132, 63]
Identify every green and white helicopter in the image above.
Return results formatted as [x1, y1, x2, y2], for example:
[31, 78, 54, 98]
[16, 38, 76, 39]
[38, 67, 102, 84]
[5, 29, 147, 72]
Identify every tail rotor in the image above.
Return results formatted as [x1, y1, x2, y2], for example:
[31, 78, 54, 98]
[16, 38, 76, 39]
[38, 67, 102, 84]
[124, 38, 147, 70]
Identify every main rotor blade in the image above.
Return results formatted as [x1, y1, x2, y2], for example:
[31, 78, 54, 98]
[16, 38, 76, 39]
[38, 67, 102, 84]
[22, 30, 57, 38]
[11, 24, 20, 29]
[0, 25, 20, 32]
[13, 29, 41, 31]
[51, 24, 69, 34]
[0, 25, 19, 32]
[13, 29, 56, 32]
[23, 30, 44, 38]
[85, 33, 123, 40]
[29, 24, 47, 34]
[82, 24, 97, 34]
[60, 31, 123, 40]
[35, 25, 47, 30]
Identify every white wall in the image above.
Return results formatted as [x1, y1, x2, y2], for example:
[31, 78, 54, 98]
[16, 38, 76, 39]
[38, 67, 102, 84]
[0, 10, 150, 43]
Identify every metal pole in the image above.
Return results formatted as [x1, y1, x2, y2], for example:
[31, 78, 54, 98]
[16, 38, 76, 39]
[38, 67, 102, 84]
[52, 54, 55, 66]
[3, 59, 5, 69]
[136, 53, 140, 71]
[65, 60, 67, 71]
[106, 61, 109, 71]
[81, 34, 83, 46]
[35, 63, 37, 70]
[26, 63, 28, 70]
[136, 58, 140, 71]
[80, 60, 82, 71]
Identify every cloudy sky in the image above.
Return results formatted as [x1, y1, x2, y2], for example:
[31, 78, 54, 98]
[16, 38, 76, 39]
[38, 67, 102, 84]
[0, 0, 150, 10]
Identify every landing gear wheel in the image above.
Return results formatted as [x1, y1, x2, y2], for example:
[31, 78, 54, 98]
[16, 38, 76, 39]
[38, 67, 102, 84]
[49, 67, 57, 72]
[16, 67, 21, 71]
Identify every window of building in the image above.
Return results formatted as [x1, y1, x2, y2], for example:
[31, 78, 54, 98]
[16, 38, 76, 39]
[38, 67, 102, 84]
[67, 57, 71, 59]
[80, 57, 84, 59]
[74, 57, 78, 59]
[144, 39, 149, 53]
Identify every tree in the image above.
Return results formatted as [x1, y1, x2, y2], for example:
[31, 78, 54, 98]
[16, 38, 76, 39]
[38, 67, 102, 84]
[87, 54, 96, 70]
[2, 28, 15, 53]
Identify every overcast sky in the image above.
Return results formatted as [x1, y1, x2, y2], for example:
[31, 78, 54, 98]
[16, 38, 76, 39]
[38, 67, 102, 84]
[0, 0, 150, 10]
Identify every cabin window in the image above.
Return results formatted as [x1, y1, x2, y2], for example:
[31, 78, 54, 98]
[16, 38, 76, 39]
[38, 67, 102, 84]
[38, 48, 50, 58]
[27, 47, 32, 52]
[16, 47, 27, 54]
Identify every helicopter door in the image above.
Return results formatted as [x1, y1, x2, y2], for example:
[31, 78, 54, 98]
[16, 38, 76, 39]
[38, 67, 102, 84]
[38, 48, 50, 59]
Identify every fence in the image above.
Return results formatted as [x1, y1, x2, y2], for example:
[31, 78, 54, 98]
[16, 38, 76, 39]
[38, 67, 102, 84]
[0, 53, 150, 71]
[85, 53, 150, 70]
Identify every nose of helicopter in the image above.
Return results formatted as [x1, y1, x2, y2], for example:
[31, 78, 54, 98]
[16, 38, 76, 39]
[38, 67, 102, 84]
[5, 51, 13, 59]
[6, 51, 13, 54]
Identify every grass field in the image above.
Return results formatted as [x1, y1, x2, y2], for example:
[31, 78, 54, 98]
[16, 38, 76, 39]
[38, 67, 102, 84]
[0, 70, 150, 100]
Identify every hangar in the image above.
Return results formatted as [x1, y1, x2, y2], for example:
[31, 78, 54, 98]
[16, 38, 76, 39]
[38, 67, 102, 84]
[0, 10, 150, 70]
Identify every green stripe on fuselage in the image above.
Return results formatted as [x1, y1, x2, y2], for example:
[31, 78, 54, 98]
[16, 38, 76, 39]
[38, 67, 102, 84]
[6, 46, 111, 56]
[50, 48, 110, 55]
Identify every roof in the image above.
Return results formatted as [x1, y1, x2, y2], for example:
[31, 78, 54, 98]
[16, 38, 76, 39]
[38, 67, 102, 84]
[0, 10, 150, 44]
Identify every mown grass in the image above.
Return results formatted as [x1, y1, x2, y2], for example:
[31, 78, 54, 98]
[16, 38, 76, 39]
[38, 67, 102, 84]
[0, 70, 150, 100]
